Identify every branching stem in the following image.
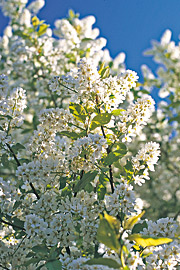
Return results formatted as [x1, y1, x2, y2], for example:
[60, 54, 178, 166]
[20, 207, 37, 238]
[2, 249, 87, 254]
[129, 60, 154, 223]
[6, 143, 40, 200]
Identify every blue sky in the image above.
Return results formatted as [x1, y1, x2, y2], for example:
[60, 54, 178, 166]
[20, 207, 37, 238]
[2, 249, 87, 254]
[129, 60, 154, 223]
[1, 0, 180, 80]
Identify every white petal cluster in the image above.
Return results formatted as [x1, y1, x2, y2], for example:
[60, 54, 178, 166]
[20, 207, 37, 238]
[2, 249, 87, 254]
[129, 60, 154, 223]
[16, 157, 65, 191]
[0, 0, 28, 18]
[144, 29, 180, 102]
[132, 141, 160, 185]
[28, 108, 74, 156]
[27, 0, 45, 14]
[105, 182, 137, 215]
[117, 95, 155, 143]
[141, 217, 178, 238]
[146, 241, 180, 270]
[24, 214, 48, 236]
[126, 252, 145, 270]
[0, 76, 27, 149]
[57, 58, 138, 111]
[70, 133, 108, 171]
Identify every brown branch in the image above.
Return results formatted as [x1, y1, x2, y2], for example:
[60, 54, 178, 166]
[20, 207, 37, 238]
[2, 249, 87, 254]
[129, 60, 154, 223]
[6, 143, 40, 200]
[66, 246, 71, 255]
[101, 125, 114, 193]
[95, 95, 114, 193]
[6, 143, 21, 166]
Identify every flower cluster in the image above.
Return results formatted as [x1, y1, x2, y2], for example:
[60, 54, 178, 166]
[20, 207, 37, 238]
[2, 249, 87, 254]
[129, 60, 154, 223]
[131, 141, 160, 185]
[105, 182, 142, 215]
[117, 95, 155, 143]
[50, 57, 138, 111]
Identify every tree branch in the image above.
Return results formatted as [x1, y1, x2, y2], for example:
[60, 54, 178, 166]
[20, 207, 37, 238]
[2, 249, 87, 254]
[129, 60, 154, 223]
[95, 95, 114, 193]
[6, 143, 40, 200]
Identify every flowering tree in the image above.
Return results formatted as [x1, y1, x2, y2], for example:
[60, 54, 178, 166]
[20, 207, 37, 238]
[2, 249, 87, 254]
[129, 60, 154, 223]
[0, 1, 180, 270]
[128, 30, 180, 222]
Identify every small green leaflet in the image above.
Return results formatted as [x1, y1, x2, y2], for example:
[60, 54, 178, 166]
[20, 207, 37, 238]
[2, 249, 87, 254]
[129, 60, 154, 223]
[90, 113, 111, 130]
[97, 212, 120, 253]
[69, 103, 87, 123]
[74, 171, 98, 193]
[128, 234, 173, 248]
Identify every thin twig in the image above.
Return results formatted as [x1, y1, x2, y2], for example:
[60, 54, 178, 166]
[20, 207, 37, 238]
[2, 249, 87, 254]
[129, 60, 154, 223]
[58, 82, 78, 93]
[12, 235, 27, 256]
[95, 95, 114, 193]
[101, 125, 114, 193]
[6, 143, 40, 200]
[0, 218, 25, 231]
[6, 143, 21, 166]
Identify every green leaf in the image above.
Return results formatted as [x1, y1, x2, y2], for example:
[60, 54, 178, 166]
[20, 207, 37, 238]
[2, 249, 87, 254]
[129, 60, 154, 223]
[13, 201, 21, 211]
[59, 176, 67, 189]
[38, 23, 49, 36]
[32, 16, 40, 28]
[11, 143, 25, 153]
[124, 161, 133, 174]
[45, 260, 62, 270]
[32, 245, 49, 254]
[103, 143, 127, 165]
[115, 142, 127, 154]
[12, 217, 24, 230]
[49, 246, 62, 260]
[61, 186, 71, 197]
[81, 38, 93, 42]
[111, 109, 125, 116]
[13, 30, 31, 39]
[98, 62, 105, 74]
[90, 113, 111, 130]
[69, 103, 87, 123]
[124, 211, 145, 230]
[97, 184, 106, 200]
[123, 266, 130, 270]
[128, 234, 173, 248]
[100, 66, 110, 78]
[132, 221, 148, 234]
[68, 9, 75, 18]
[85, 258, 121, 269]
[97, 213, 120, 252]
[99, 173, 109, 186]
[103, 212, 120, 234]
[103, 151, 123, 166]
[74, 171, 98, 193]
[26, 252, 35, 258]
[84, 182, 94, 193]
[58, 131, 79, 139]
[1, 153, 9, 167]
[24, 258, 41, 266]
